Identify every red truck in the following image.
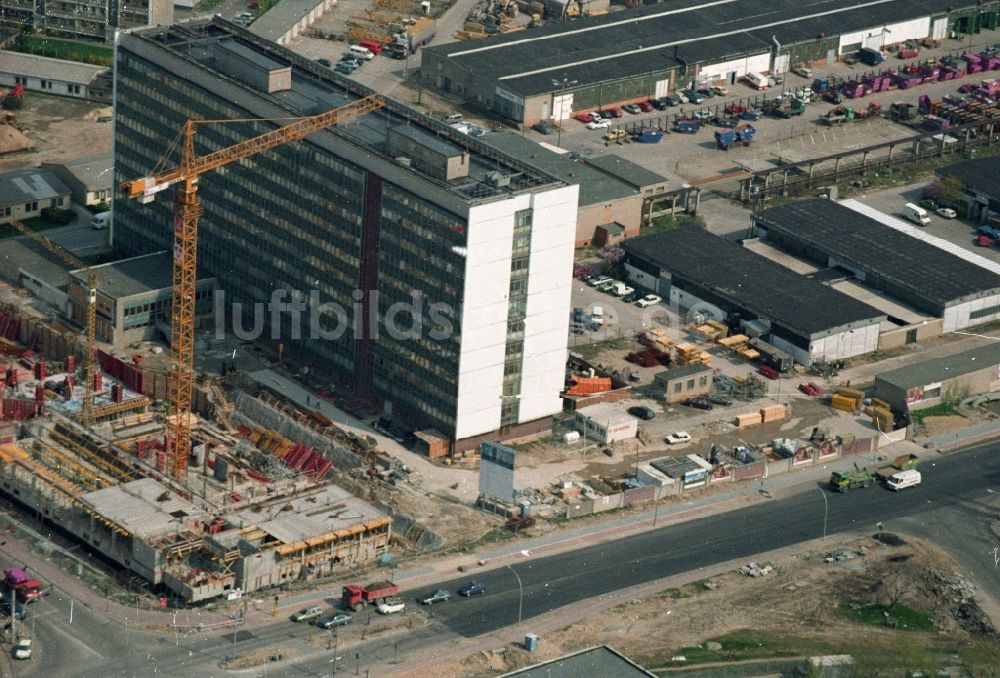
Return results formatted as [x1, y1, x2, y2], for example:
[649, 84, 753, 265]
[342, 581, 399, 611]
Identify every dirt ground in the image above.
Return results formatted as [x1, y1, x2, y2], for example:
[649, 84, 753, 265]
[920, 415, 976, 438]
[0, 94, 113, 173]
[438, 535, 999, 677]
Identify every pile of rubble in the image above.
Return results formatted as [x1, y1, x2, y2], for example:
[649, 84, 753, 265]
[739, 562, 773, 577]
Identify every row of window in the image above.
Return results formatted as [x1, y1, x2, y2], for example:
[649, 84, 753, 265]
[672, 376, 709, 393]
[969, 304, 1000, 320]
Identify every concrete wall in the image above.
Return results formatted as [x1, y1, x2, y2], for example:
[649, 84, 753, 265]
[943, 292, 1000, 332]
[838, 17, 931, 53]
[697, 52, 771, 84]
[877, 318, 943, 351]
[575, 196, 643, 247]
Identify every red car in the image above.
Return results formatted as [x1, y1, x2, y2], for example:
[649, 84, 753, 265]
[573, 264, 595, 278]
[247, 1, 258, 7]
[638, 100, 654, 112]
[603, 107, 623, 118]
[574, 112, 594, 123]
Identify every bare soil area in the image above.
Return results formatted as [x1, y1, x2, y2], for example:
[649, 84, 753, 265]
[0, 94, 113, 173]
[435, 535, 1000, 677]
[920, 415, 975, 438]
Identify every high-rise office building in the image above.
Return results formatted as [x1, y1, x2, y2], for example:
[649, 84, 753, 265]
[112, 20, 578, 453]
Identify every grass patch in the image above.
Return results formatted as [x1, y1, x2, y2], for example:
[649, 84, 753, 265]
[570, 337, 634, 362]
[659, 587, 691, 600]
[194, 0, 227, 10]
[12, 35, 113, 67]
[840, 603, 935, 631]
[640, 213, 705, 236]
[909, 402, 960, 425]
[642, 629, 835, 667]
[0, 217, 65, 239]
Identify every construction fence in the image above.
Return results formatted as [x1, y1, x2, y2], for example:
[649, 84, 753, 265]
[564, 435, 879, 519]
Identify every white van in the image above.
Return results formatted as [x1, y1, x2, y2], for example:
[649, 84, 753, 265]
[591, 305, 605, 325]
[744, 72, 768, 90]
[886, 469, 921, 491]
[91, 211, 112, 230]
[903, 202, 930, 226]
[348, 45, 375, 61]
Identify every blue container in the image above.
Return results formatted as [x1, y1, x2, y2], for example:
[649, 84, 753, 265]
[524, 634, 539, 652]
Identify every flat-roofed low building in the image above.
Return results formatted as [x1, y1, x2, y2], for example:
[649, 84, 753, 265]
[0, 167, 70, 225]
[0, 53, 109, 100]
[653, 363, 712, 403]
[67, 252, 215, 349]
[875, 342, 1000, 412]
[575, 403, 638, 444]
[41, 155, 113, 207]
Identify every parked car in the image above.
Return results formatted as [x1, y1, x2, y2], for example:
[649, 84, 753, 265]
[650, 98, 669, 110]
[314, 612, 352, 629]
[704, 393, 733, 406]
[602, 447, 614, 457]
[574, 112, 594, 123]
[711, 85, 729, 96]
[588, 275, 611, 287]
[674, 92, 689, 104]
[600, 107, 623, 118]
[376, 598, 406, 615]
[622, 290, 642, 303]
[629, 406, 655, 420]
[636, 294, 661, 308]
[340, 55, 362, 68]
[693, 108, 714, 120]
[936, 207, 957, 219]
[0, 600, 26, 620]
[638, 100, 654, 112]
[792, 66, 813, 78]
[586, 119, 611, 129]
[290, 606, 324, 622]
[316, 58, 332, 67]
[697, 87, 715, 99]
[611, 284, 634, 297]
[684, 397, 714, 410]
[622, 103, 642, 114]
[458, 581, 487, 597]
[683, 90, 705, 104]
[573, 307, 587, 323]
[12, 639, 30, 660]
[666, 431, 692, 445]
[532, 121, 555, 135]
[335, 63, 356, 74]
[418, 590, 451, 605]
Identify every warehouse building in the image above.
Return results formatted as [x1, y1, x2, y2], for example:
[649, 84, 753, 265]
[113, 20, 578, 454]
[875, 342, 1000, 411]
[0, 53, 111, 101]
[484, 133, 666, 245]
[753, 199, 1000, 334]
[420, 0, 994, 125]
[622, 225, 885, 366]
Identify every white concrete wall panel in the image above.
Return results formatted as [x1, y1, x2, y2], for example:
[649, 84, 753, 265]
[625, 263, 658, 293]
[520, 184, 578, 423]
[698, 52, 770, 82]
[455, 198, 521, 439]
[943, 294, 1000, 332]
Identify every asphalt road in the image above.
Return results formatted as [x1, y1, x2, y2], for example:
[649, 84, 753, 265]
[17, 442, 1000, 676]
[409, 444, 1000, 637]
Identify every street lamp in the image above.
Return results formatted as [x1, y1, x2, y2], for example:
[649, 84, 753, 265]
[551, 76, 579, 147]
[816, 482, 828, 540]
[505, 563, 523, 625]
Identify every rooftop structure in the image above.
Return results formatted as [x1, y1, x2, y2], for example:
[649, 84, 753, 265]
[73, 251, 176, 299]
[113, 19, 578, 452]
[248, 0, 334, 45]
[937, 155, 1000, 200]
[622, 225, 885, 365]
[753, 199, 1000, 331]
[500, 645, 656, 677]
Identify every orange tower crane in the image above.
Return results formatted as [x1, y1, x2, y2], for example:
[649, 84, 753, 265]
[8, 220, 98, 426]
[120, 94, 385, 481]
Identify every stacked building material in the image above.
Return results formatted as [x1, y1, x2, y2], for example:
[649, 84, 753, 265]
[674, 343, 711, 367]
[564, 375, 613, 395]
[831, 394, 860, 412]
[735, 412, 762, 428]
[760, 404, 787, 423]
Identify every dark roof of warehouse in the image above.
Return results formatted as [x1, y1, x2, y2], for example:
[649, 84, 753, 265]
[622, 225, 884, 337]
[425, 0, 960, 96]
[937, 156, 1000, 199]
[877, 342, 1000, 390]
[754, 199, 1000, 306]
[501, 645, 656, 677]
